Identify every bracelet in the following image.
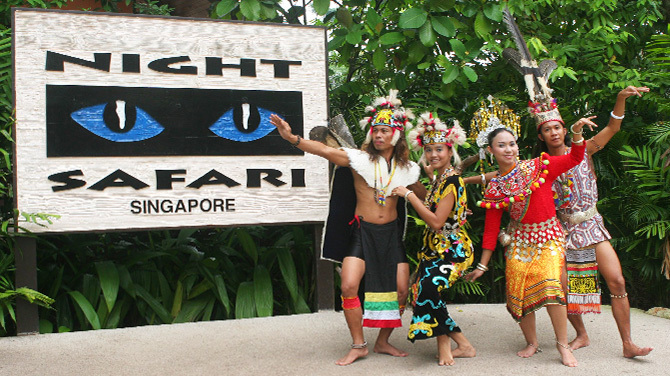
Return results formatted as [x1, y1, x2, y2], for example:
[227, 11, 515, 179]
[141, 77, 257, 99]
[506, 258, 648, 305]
[291, 135, 302, 147]
[610, 111, 625, 120]
[570, 123, 583, 135]
[476, 263, 489, 272]
[480, 174, 486, 186]
[404, 190, 413, 199]
[572, 137, 584, 145]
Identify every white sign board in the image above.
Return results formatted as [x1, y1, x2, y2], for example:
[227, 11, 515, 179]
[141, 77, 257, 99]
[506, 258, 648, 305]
[12, 9, 330, 233]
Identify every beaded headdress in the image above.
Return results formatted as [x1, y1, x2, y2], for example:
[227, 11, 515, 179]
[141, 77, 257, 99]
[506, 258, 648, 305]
[501, 7, 563, 129]
[528, 95, 563, 129]
[469, 96, 521, 160]
[359, 90, 413, 146]
[408, 112, 466, 166]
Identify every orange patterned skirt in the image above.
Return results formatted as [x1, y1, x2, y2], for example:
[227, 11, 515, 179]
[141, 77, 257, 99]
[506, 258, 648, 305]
[505, 238, 566, 322]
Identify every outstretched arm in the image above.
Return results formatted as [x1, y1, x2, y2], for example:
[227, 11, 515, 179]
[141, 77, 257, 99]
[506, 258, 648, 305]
[587, 86, 649, 156]
[269, 114, 351, 167]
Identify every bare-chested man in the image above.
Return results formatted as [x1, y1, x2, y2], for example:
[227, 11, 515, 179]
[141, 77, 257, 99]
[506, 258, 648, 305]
[269, 91, 422, 365]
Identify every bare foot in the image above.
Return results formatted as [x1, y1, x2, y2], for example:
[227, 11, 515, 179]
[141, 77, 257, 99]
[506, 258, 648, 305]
[438, 353, 455, 366]
[452, 344, 476, 358]
[373, 341, 409, 357]
[623, 342, 653, 358]
[569, 334, 590, 350]
[556, 342, 578, 367]
[437, 335, 455, 365]
[517, 344, 540, 358]
[335, 347, 368, 366]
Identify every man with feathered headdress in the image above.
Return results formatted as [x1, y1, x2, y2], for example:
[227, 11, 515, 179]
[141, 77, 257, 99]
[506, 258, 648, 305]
[270, 90, 422, 365]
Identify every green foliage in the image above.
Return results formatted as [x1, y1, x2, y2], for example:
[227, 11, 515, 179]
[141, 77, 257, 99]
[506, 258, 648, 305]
[134, 0, 173, 16]
[31, 226, 315, 333]
[0, 249, 54, 334]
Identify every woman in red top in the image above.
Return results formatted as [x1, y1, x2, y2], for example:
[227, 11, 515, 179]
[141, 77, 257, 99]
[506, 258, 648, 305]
[466, 119, 588, 367]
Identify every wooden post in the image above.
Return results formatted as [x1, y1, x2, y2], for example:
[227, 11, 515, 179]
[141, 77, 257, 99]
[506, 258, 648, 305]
[14, 236, 39, 335]
[314, 224, 334, 311]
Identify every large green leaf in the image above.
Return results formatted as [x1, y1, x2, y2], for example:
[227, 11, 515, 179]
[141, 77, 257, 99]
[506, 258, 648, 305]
[336, 7, 354, 29]
[419, 21, 436, 47]
[235, 282, 256, 318]
[366, 8, 383, 34]
[213, 274, 231, 315]
[312, 0, 330, 15]
[346, 30, 363, 45]
[408, 41, 427, 64]
[293, 294, 312, 314]
[428, 0, 455, 12]
[236, 229, 258, 264]
[95, 261, 119, 313]
[474, 12, 492, 38]
[239, 0, 261, 20]
[276, 248, 298, 302]
[39, 319, 53, 334]
[373, 48, 386, 71]
[483, 3, 503, 22]
[462, 66, 478, 82]
[399, 8, 428, 29]
[171, 280, 183, 318]
[68, 291, 101, 330]
[253, 265, 273, 317]
[379, 32, 405, 45]
[105, 298, 125, 329]
[173, 298, 208, 323]
[442, 64, 460, 84]
[449, 39, 467, 60]
[431, 16, 456, 37]
[215, 0, 237, 18]
[135, 285, 173, 324]
[189, 279, 213, 299]
[82, 274, 101, 308]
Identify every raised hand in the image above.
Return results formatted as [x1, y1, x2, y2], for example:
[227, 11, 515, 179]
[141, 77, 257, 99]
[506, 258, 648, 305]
[269, 114, 294, 141]
[571, 116, 599, 134]
[618, 86, 650, 100]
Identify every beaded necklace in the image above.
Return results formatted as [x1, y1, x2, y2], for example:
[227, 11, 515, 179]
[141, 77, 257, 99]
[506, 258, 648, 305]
[424, 167, 454, 208]
[477, 153, 551, 209]
[374, 158, 397, 206]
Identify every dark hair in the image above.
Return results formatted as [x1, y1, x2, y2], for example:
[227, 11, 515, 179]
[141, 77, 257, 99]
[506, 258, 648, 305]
[363, 132, 411, 168]
[532, 124, 571, 157]
[487, 128, 515, 146]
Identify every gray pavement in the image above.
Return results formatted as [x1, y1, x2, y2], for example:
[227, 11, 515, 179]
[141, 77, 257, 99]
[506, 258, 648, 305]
[0, 304, 667, 375]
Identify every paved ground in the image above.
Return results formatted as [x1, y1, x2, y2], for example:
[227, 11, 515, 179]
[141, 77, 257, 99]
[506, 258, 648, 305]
[0, 304, 667, 375]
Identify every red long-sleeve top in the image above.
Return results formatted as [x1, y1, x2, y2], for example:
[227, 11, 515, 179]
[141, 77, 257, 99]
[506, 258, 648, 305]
[481, 141, 585, 251]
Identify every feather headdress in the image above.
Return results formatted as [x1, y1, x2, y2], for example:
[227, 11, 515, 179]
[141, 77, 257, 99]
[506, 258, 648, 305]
[501, 7, 563, 128]
[408, 112, 466, 167]
[358, 90, 413, 146]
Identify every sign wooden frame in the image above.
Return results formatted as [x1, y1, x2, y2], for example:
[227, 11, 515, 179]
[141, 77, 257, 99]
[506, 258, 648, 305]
[12, 9, 330, 234]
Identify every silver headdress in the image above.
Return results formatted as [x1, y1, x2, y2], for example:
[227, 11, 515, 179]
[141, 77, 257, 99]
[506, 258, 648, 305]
[469, 96, 521, 160]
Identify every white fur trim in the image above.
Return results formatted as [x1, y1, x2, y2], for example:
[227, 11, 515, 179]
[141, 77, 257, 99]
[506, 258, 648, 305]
[343, 148, 420, 194]
[390, 129, 400, 146]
